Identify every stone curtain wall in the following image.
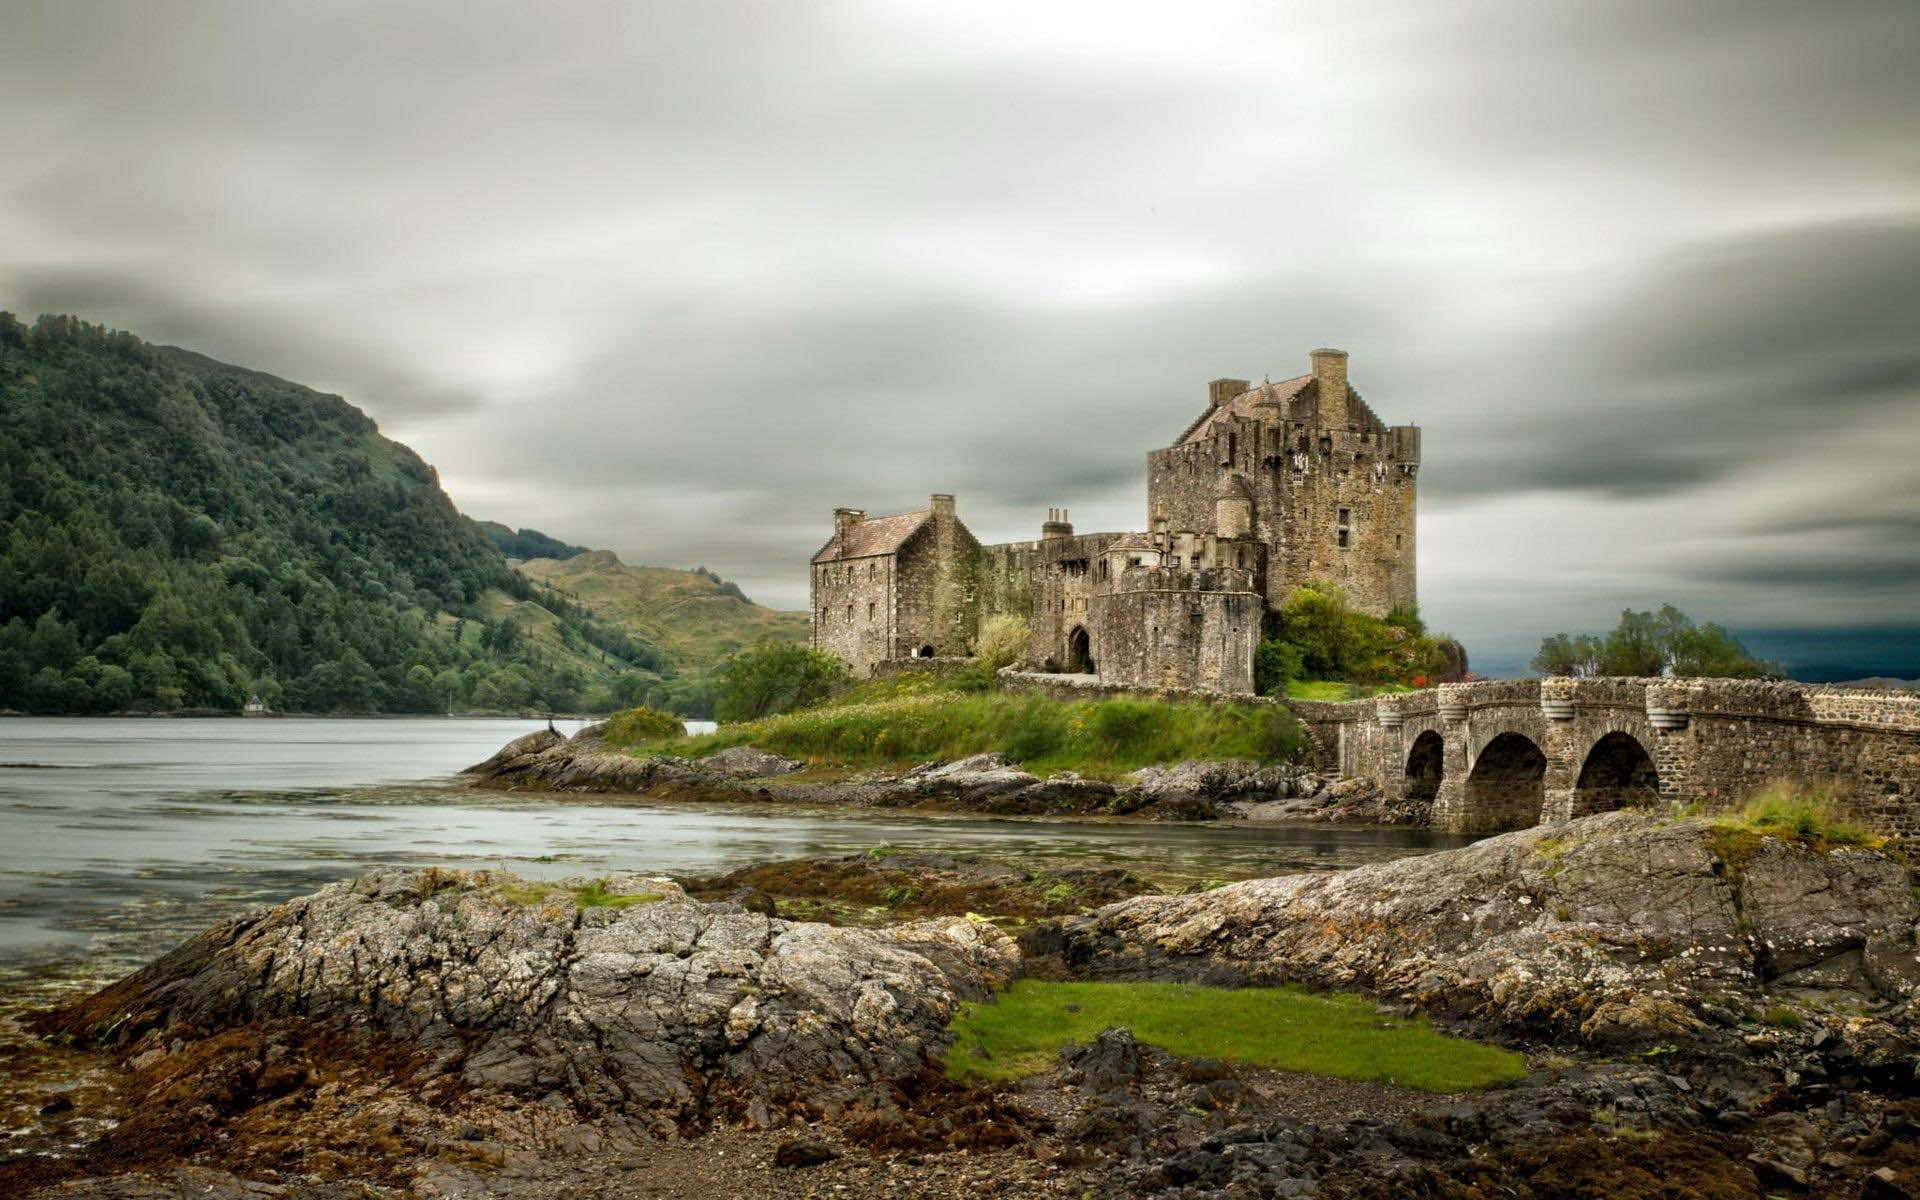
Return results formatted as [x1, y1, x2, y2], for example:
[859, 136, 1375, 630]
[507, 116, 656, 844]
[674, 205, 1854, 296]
[1092, 566, 1260, 694]
[1290, 678, 1920, 840]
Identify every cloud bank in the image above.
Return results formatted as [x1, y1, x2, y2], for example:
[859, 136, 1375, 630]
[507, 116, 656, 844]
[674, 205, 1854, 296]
[3, 0, 1915, 671]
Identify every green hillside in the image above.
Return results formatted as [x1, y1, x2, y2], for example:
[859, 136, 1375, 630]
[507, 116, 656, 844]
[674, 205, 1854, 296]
[519, 551, 809, 673]
[0, 313, 665, 715]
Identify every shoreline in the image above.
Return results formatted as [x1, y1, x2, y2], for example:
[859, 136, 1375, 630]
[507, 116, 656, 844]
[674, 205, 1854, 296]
[4, 810, 1914, 1198]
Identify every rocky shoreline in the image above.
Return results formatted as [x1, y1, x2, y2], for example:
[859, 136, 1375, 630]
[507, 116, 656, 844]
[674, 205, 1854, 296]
[461, 725, 1417, 824]
[4, 810, 1917, 1198]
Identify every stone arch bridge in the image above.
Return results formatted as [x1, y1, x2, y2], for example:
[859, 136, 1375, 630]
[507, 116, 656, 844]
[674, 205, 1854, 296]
[1288, 677, 1920, 838]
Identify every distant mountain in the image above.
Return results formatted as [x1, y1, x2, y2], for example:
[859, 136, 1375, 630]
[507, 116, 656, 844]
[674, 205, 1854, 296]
[1835, 677, 1919, 691]
[0, 314, 665, 714]
[518, 551, 809, 673]
[477, 521, 588, 562]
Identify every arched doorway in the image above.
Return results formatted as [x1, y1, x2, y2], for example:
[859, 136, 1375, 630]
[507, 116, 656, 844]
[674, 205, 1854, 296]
[916, 644, 935, 658]
[1465, 732, 1546, 832]
[1066, 626, 1094, 674]
[1574, 732, 1659, 815]
[1404, 730, 1444, 807]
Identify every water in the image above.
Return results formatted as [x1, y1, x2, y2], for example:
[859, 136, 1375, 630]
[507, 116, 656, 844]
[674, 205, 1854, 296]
[0, 717, 1467, 997]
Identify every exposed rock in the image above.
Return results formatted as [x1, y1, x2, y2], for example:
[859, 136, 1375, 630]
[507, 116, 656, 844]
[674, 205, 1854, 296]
[42, 868, 1019, 1132]
[770, 1137, 840, 1168]
[677, 851, 1158, 925]
[458, 728, 565, 778]
[462, 727, 1282, 821]
[1050, 811, 1920, 1048]
[699, 746, 805, 779]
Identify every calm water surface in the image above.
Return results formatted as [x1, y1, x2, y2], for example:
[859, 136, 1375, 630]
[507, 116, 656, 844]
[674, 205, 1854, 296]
[0, 717, 1469, 997]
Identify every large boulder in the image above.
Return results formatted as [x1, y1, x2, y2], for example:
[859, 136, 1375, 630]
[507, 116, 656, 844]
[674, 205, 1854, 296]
[47, 868, 1018, 1131]
[1053, 811, 1920, 1047]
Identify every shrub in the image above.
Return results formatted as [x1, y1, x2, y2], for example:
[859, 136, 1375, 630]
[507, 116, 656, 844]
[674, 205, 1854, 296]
[712, 641, 849, 722]
[601, 705, 684, 745]
[1254, 639, 1304, 696]
[973, 614, 1030, 676]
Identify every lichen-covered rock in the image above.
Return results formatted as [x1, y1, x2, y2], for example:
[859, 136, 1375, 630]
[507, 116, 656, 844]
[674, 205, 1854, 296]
[1054, 811, 1920, 1047]
[699, 746, 805, 779]
[49, 868, 1018, 1130]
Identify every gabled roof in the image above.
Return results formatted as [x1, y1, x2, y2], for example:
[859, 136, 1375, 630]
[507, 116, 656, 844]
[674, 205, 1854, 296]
[811, 509, 929, 563]
[1173, 373, 1388, 445]
[1107, 532, 1158, 552]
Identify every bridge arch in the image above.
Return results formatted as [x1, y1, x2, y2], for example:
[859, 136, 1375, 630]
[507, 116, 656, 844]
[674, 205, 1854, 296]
[1465, 731, 1547, 832]
[1573, 731, 1660, 816]
[1404, 729, 1444, 807]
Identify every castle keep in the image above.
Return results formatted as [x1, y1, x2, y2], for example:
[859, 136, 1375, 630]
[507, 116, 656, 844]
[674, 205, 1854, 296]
[810, 349, 1420, 693]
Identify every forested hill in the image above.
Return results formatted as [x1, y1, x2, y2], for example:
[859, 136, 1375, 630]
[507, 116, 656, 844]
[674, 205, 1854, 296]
[0, 313, 665, 715]
[476, 521, 587, 562]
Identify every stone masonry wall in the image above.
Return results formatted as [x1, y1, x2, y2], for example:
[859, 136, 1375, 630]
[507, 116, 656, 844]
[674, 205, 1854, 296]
[1297, 677, 1920, 841]
[1092, 567, 1259, 694]
[810, 553, 895, 679]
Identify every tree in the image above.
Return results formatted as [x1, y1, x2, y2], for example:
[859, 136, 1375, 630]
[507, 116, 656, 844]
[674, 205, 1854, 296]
[1532, 606, 1776, 679]
[1531, 633, 1602, 678]
[712, 642, 848, 722]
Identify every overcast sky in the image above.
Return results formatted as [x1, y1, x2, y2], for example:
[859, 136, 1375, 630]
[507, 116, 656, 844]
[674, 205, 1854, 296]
[4, 0, 1916, 674]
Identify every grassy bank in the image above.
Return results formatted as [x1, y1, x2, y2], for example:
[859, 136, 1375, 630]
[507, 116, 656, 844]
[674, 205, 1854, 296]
[604, 690, 1304, 776]
[1284, 680, 1414, 702]
[945, 979, 1527, 1092]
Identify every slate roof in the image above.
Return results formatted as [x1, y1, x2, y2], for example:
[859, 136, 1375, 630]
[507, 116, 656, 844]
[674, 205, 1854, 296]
[1173, 374, 1388, 446]
[811, 509, 929, 563]
[1107, 532, 1158, 552]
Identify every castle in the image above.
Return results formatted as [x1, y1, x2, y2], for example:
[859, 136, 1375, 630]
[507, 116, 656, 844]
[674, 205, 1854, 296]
[809, 349, 1420, 694]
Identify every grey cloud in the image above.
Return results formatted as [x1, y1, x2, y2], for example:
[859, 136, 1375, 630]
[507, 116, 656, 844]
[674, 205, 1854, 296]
[2, 0, 1916, 655]
[1421, 217, 1920, 503]
[8, 269, 487, 420]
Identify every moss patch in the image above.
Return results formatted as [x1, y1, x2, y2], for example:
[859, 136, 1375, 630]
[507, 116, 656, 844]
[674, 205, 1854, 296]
[944, 980, 1527, 1092]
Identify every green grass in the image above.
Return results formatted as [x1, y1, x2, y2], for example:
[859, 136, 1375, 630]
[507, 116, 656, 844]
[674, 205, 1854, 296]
[603, 691, 1306, 774]
[1284, 680, 1414, 702]
[1712, 783, 1881, 850]
[944, 980, 1528, 1092]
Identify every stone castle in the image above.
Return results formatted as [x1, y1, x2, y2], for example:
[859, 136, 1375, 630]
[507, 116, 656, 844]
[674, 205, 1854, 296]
[810, 349, 1419, 694]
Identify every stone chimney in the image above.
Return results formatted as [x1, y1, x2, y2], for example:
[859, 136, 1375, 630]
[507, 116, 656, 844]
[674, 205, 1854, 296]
[930, 493, 955, 523]
[1209, 378, 1251, 409]
[1041, 507, 1073, 539]
[834, 507, 865, 537]
[1311, 348, 1348, 429]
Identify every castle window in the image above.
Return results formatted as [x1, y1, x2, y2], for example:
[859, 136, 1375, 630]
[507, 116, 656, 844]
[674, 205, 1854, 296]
[846, 603, 854, 621]
[1226, 431, 1237, 464]
[868, 602, 875, 621]
[1337, 507, 1351, 549]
